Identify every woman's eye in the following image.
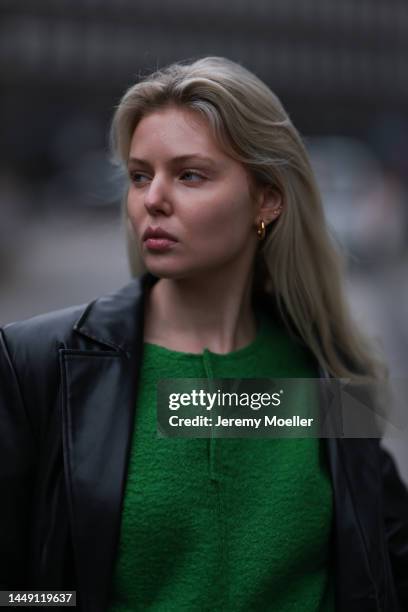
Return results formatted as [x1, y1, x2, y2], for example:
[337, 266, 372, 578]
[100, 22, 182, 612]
[130, 173, 149, 185]
[129, 170, 205, 185]
[180, 170, 205, 182]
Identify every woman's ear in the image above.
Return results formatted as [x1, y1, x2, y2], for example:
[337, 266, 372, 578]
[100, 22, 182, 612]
[256, 186, 283, 226]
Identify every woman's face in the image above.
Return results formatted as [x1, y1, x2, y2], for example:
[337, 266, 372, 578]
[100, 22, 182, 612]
[126, 105, 263, 280]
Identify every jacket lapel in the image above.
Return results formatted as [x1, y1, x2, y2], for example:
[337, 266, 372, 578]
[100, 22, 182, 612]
[60, 273, 157, 611]
[319, 363, 382, 610]
[60, 350, 135, 610]
[325, 437, 383, 611]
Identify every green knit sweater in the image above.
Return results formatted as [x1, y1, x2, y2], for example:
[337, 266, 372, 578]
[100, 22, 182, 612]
[109, 310, 334, 611]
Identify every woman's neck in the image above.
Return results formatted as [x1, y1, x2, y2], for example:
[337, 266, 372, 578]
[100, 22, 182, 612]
[143, 270, 257, 354]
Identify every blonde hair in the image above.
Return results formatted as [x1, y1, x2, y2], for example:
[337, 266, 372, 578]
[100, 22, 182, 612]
[111, 56, 387, 383]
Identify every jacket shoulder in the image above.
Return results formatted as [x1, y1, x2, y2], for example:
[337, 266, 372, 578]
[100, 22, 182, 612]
[1, 302, 90, 358]
[0, 275, 151, 371]
[0, 304, 89, 452]
[0, 277, 147, 444]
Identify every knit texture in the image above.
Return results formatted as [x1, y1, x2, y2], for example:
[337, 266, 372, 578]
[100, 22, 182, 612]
[109, 310, 335, 611]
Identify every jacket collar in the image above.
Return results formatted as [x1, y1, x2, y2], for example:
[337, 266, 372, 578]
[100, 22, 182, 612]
[72, 272, 158, 355]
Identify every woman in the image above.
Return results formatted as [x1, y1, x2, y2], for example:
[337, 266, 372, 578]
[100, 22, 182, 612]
[1, 57, 407, 611]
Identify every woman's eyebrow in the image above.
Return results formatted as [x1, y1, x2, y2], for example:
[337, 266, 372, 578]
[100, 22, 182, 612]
[128, 154, 219, 167]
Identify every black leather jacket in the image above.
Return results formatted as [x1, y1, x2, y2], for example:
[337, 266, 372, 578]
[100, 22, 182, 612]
[1, 273, 407, 612]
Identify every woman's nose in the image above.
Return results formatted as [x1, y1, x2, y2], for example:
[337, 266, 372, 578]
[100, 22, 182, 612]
[144, 176, 173, 216]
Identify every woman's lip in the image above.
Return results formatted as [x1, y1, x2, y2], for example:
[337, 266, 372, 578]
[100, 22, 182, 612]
[144, 237, 178, 251]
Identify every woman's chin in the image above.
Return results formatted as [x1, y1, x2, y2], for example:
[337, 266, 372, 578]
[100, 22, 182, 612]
[143, 261, 193, 280]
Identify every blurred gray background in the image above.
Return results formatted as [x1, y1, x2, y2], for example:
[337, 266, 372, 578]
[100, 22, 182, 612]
[1, 0, 408, 481]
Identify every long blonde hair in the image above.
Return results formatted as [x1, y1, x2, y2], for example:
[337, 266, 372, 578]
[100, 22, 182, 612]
[111, 56, 387, 382]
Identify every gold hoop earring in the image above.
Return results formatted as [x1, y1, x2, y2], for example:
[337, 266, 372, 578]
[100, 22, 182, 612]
[256, 218, 266, 240]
